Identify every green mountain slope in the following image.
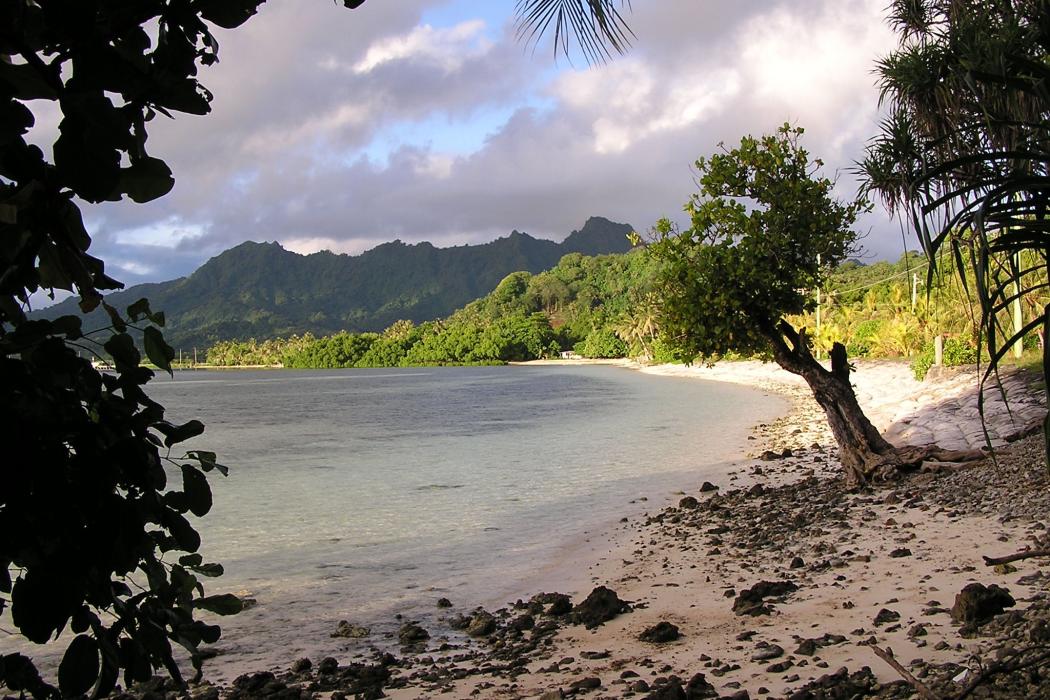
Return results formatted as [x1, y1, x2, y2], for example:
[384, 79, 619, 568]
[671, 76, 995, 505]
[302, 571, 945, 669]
[37, 217, 633, 349]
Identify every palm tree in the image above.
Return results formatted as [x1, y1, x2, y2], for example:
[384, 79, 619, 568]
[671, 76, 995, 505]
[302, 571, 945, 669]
[859, 0, 1050, 455]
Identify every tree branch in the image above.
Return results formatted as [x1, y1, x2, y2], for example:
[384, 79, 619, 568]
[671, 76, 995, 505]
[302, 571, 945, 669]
[870, 645, 943, 700]
[982, 548, 1050, 566]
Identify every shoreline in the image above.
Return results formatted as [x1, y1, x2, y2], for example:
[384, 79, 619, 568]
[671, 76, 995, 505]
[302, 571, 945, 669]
[372, 359, 1050, 698]
[17, 359, 1050, 699]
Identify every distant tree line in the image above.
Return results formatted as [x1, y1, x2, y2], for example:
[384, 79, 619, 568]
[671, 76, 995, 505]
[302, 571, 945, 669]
[202, 244, 1045, 373]
[204, 250, 661, 366]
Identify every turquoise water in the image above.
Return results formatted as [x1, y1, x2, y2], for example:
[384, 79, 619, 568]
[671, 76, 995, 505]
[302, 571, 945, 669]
[3, 365, 784, 679]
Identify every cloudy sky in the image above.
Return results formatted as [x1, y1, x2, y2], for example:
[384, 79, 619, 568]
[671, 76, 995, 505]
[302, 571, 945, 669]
[39, 0, 908, 288]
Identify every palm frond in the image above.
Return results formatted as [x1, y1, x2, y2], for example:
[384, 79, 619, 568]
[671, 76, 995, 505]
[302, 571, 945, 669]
[515, 0, 634, 64]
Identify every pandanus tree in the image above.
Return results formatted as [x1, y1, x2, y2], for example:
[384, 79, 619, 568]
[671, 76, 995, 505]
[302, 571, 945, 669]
[859, 0, 1050, 455]
[649, 125, 982, 489]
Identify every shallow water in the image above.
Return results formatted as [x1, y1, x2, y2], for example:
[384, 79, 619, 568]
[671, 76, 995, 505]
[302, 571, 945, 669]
[2, 364, 784, 680]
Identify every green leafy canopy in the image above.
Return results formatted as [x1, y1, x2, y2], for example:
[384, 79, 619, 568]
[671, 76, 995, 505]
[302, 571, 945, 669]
[649, 124, 871, 362]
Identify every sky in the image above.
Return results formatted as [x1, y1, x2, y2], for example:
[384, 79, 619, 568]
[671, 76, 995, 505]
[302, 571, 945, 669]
[31, 0, 908, 288]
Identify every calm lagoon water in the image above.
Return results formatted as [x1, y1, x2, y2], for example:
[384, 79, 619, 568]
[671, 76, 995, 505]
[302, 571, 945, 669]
[5, 364, 785, 678]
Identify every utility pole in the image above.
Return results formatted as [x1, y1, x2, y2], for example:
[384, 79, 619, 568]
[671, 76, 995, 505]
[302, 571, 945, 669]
[1013, 256, 1024, 359]
[911, 273, 918, 313]
[815, 253, 822, 359]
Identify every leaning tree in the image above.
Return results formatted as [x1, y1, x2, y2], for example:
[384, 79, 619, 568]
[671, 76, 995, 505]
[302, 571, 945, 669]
[649, 125, 982, 489]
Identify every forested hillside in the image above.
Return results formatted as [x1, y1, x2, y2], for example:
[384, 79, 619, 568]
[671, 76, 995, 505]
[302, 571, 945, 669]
[205, 248, 1046, 372]
[35, 217, 634, 350]
[206, 247, 660, 366]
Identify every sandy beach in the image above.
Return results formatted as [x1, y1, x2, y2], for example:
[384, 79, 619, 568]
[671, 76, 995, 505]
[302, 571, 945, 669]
[171, 360, 1050, 699]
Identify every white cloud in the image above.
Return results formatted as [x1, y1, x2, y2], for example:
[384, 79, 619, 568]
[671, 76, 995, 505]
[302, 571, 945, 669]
[282, 236, 390, 256]
[351, 20, 490, 74]
[76, 0, 909, 285]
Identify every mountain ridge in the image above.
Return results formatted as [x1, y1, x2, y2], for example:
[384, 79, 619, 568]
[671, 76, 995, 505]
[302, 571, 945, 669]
[37, 216, 634, 349]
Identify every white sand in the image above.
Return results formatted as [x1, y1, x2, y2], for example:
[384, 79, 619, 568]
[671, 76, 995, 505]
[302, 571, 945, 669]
[387, 359, 1048, 699]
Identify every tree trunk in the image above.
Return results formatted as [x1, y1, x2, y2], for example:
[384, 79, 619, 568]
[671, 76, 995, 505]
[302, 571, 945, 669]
[760, 319, 983, 490]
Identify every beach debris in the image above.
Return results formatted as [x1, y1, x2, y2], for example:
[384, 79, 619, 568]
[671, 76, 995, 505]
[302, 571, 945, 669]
[873, 608, 900, 626]
[331, 620, 370, 638]
[950, 582, 1015, 623]
[731, 580, 798, 616]
[447, 613, 470, 630]
[466, 610, 498, 637]
[509, 613, 535, 631]
[571, 586, 631, 628]
[306, 656, 396, 697]
[783, 666, 896, 699]
[793, 633, 847, 657]
[569, 676, 601, 691]
[529, 591, 573, 616]
[640, 672, 717, 699]
[397, 621, 429, 644]
[638, 621, 680, 644]
[750, 643, 784, 661]
[227, 671, 285, 698]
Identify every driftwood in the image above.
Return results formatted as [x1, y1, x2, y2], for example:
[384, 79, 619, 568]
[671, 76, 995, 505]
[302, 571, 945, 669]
[870, 646, 942, 700]
[982, 548, 1050, 566]
[954, 647, 1050, 700]
[874, 642, 1050, 700]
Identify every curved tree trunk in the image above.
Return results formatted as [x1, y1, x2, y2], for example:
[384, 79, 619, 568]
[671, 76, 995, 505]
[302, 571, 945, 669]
[760, 319, 984, 490]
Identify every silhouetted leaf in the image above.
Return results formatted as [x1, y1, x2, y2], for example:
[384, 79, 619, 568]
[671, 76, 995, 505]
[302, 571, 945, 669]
[103, 332, 138, 368]
[158, 419, 205, 447]
[120, 157, 174, 204]
[193, 594, 242, 615]
[70, 606, 98, 634]
[50, 315, 82, 340]
[101, 302, 127, 332]
[58, 635, 99, 697]
[190, 562, 224, 578]
[188, 450, 229, 476]
[143, 326, 175, 373]
[11, 572, 69, 643]
[126, 298, 152, 322]
[199, 623, 222, 644]
[165, 512, 201, 553]
[0, 61, 59, 100]
[179, 554, 203, 567]
[181, 465, 212, 517]
[0, 560, 11, 593]
[196, 0, 266, 28]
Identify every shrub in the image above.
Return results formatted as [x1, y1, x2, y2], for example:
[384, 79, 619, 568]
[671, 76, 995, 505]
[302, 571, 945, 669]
[911, 337, 978, 380]
[847, 319, 884, 357]
[575, 328, 627, 359]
